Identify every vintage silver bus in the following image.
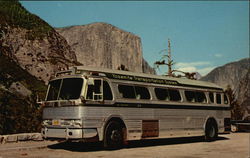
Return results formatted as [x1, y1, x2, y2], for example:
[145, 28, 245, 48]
[41, 66, 231, 148]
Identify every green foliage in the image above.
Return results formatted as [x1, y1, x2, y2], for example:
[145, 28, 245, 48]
[0, 89, 43, 134]
[0, 53, 47, 134]
[225, 85, 244, 120]
[0, 53, 47, 98]
[0, 0, 53, 39]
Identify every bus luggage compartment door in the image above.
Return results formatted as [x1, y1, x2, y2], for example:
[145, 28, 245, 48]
[142, 120, 159, 138]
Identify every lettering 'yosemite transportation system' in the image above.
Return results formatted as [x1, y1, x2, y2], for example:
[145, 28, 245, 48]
[41, 66, 231, 148]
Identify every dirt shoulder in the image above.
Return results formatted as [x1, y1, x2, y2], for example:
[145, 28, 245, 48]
[0, 133, 249, 158]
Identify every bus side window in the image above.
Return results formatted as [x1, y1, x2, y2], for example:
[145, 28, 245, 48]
[224, 94, 229, 104]
[196, 91, 207, 103]
[209, 92, 214, 103]
[169, 89, 181, 101]
[103, 81, 113, 100]
[118, 85, 136, 99]
[155, 88, 170, 101]
[216, 93, 221, 104]
[185, 91, 196, 102]
[134, 86, 150, 99]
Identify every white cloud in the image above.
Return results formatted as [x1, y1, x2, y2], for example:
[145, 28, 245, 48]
[174, 61, 214, 76]
[214, 54, 223, 58]
[176, 66, 214, 76]
[177, 66, 197, 73]
[198, 66, 216, 76]
[175, 61, 211, 68]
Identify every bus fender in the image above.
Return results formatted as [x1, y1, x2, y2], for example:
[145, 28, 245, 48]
[203, 116, 218, 135]
[100, 115, 127, 141]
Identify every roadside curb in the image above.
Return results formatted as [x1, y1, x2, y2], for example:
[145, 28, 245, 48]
[0, 133, 43, 144]
[0, 140, 58, 152]
[0, 143, 47, 152]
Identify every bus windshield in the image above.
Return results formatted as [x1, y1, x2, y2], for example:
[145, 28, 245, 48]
[46, 78, 83, 101]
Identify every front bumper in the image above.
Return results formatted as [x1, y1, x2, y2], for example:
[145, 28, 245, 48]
[41, 127, 98, 140]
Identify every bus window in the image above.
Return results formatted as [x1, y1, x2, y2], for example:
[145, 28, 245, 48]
[59, 78, 83, 100]
[196, 92, 207, 103]
[134, 86, 150, 99]
[209, 92, 214, 103]
[216, 93, 221, 104]
[155, 88, 170, 101]
[185, 91, 196, 102]
[86, 79, 103, 100]
[185, 90, 206, 103]
[224, 94, 229, 104]
[103, 81, 113, 100]
[118, 85, 136, 99]
[169, 89, 181, 101]
[47, 79, 61, 101]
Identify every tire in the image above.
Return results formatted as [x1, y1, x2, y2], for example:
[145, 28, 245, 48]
[205, 119, 218, 141]
[103, 121, 124, 149]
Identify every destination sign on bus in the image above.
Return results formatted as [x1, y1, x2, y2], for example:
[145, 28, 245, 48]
[105, 73, 179, 85]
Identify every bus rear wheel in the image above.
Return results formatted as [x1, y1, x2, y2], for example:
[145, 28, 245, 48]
[205, 119, 218, 141]
[104, 121, 124, 149]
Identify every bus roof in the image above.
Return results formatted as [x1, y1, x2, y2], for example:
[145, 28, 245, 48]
[61, 66, 223, 91]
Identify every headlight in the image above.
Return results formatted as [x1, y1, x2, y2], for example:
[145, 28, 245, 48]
[61, 119, 82, 127]
[42, 119, 82, 127]
[42, 120, 52, 126]
[71, 120, 82, 127]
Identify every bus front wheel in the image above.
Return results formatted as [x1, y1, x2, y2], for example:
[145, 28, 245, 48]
[205, 119, 218, 141]
[103, 121, 124, 149]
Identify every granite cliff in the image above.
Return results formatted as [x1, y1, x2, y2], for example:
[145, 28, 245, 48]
[201, 58, 249, 90]
[0, 1, 79, 134]
[56, 23, 155, 74]
[201, 58, 250, 116]
[0, 2, 79, 83]
[0, 1, 155, 134]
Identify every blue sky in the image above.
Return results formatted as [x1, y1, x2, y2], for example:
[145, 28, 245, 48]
[21, 1, 249, 76]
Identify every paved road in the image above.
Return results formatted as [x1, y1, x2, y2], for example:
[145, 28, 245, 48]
[0, 133, 249, 158]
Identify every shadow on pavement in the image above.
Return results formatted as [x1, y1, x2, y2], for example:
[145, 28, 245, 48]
[48, 136, 229, 152]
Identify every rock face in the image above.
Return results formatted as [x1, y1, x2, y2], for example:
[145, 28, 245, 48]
[237, 69, 250, 115]
[56, 23, 155, 74]
[1, 26, 79, 83]
[201, 58, 249, 90]
[0, 1, 79, 134]
[142, 59, 155, 74]
[201, 58, 250, 114]
[0, 1, 79, 83]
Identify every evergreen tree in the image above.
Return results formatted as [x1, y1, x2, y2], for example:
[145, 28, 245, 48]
[225, 85, 243, 120]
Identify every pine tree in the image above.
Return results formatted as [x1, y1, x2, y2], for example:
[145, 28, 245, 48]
[225, 85, 243, 120]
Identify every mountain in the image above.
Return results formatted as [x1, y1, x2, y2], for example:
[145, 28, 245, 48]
[201, 58, 249, 90]
[201, 58, 250, 117]
[56, 23, 155, 74]
[0, 1, 80, 83]
[0, 1, 155, 134]
[0, 0, 80, 134]
[237, 69, 250, 116]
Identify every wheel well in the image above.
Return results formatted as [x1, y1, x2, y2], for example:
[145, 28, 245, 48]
[206, 117, 218, 130]
[103, 117, 127, 141]
[104, 117, 126, 129]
